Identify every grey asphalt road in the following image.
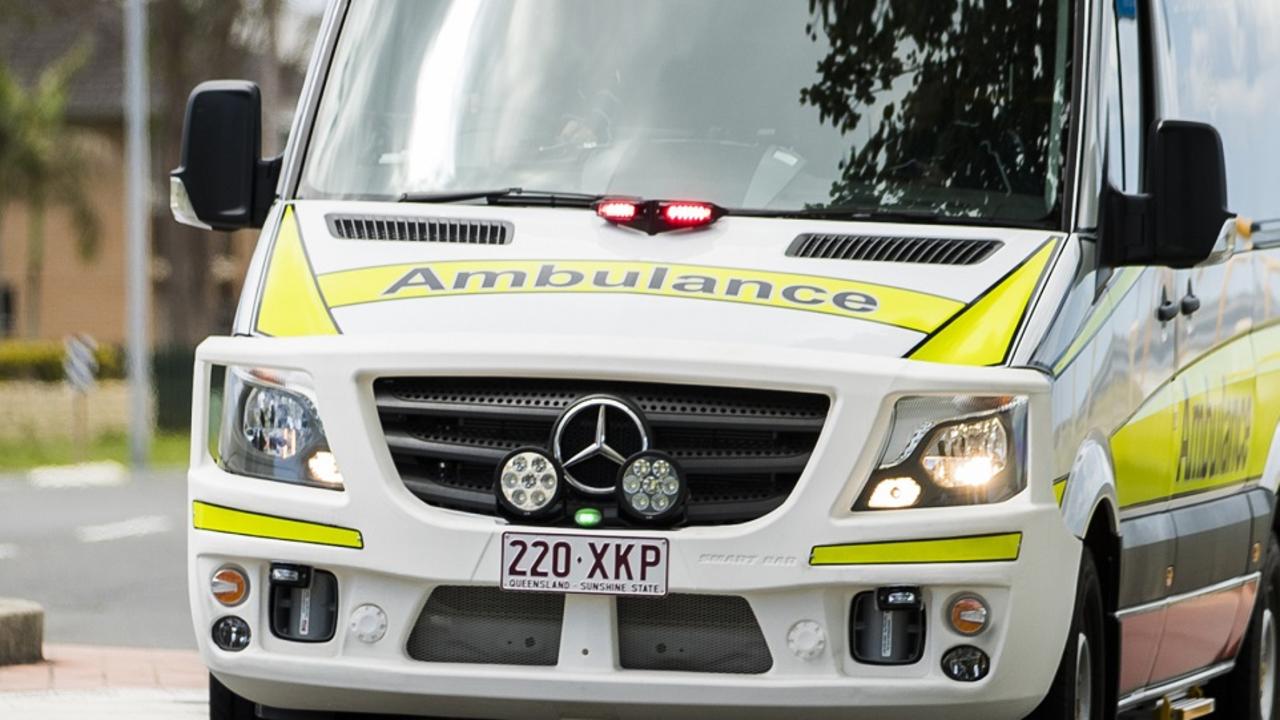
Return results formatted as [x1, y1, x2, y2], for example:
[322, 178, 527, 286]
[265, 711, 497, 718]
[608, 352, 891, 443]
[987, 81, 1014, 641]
[0, 468, 194, 649]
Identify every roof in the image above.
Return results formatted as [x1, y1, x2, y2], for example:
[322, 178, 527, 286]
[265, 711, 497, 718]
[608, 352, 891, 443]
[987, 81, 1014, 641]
[0, 0, 125, 122]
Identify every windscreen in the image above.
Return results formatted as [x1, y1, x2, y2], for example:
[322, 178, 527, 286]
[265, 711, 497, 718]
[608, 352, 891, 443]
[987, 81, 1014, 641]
[301, 0, 1073, 225]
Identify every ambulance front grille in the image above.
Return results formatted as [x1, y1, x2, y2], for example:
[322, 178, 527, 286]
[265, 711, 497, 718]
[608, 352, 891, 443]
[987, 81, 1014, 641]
[374, 377, 829, 528]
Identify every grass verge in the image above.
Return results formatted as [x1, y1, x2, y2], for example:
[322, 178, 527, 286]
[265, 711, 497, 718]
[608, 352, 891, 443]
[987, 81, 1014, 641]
[0, 432, 189, 471]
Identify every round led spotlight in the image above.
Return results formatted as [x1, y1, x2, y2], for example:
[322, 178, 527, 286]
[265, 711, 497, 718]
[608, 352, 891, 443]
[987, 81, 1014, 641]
[495, 448, 564, 520]
[617, 451, 686, 523]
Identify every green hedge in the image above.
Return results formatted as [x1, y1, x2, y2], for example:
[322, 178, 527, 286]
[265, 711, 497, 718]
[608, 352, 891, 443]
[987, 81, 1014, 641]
[0, 340, 125, 382]
[0, 341, 196, 431]
[153, 344, 196, 431]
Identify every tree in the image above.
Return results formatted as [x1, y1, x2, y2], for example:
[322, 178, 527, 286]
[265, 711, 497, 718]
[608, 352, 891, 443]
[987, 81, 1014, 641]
[800, 0, 1069, 219]
[150, 0, 289, 345]
[0, 42, 101, 337]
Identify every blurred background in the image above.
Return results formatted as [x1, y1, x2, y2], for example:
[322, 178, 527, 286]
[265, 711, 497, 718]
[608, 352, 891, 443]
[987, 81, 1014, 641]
[0, 0, 324, 469]
[0, 4, 325, 708]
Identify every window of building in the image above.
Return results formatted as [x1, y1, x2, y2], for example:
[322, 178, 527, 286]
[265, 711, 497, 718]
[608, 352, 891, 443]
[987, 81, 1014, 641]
[0, 284, 13, 337]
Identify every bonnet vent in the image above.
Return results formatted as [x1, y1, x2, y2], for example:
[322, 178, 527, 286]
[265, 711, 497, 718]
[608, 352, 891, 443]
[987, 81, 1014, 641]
[787, 234, 1001, 265]
[327, 215, 513, 245]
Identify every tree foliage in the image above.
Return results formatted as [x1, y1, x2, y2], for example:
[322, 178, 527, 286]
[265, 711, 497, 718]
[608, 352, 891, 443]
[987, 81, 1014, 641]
[800, 0, 1069, 218]
[150, 0, 288, 345]
[0, 41, 101, 336]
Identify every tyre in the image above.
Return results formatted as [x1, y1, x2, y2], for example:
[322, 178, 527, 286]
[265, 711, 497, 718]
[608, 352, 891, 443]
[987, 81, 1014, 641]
[1209, 534, 1280, 720]
[1025, 550, 1106, 720]
[210, 673, 257, 720]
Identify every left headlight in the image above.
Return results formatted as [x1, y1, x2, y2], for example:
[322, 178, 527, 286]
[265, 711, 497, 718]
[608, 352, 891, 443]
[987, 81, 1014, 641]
[854, 396, 1026, 510]
[217, 366, 344, 490]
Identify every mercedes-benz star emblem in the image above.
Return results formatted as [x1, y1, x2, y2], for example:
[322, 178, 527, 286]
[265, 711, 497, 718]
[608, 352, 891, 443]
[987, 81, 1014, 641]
[551, 396, 650, 496]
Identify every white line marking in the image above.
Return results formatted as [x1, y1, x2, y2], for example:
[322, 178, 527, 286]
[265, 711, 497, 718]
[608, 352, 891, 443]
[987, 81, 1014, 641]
[0, 544, 17, 560]
[29, 461, 129, 489]
[76, 516, 173, 544]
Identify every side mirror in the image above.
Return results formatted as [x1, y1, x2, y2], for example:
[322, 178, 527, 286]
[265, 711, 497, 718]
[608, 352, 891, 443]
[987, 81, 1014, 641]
[170, 80, 281, 231]
[1100, 120, 1233, 268]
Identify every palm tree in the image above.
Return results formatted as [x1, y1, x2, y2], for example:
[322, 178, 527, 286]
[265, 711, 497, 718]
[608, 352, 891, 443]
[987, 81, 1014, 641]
[0, 42, 100, 338]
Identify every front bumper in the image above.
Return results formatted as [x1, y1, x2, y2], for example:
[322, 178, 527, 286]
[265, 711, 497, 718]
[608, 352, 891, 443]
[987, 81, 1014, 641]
[189, 334, 1078, 720]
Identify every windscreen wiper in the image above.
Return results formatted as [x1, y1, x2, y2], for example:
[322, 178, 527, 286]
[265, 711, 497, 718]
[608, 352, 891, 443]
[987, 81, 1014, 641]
[400, 187, 603, 208]
[730, 206, 965, 225]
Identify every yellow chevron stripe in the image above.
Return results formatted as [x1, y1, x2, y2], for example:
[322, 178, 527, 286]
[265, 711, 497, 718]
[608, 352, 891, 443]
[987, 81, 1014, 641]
[909, 240, 1058, 366]
[1054, 478, 1068, 506]
[255, 207, 339, 337]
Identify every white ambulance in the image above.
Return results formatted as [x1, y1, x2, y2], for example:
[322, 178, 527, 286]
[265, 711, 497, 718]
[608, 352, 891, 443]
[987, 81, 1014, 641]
[171, 2, 1280, 719]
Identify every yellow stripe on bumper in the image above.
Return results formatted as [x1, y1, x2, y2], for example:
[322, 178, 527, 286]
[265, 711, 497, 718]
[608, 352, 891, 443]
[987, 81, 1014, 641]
[810, 532, 1022, 566]
[192, 502, 364, 549]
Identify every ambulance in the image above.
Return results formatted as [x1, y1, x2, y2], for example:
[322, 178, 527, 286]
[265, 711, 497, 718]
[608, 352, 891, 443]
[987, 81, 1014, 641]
[171, 1, 1280, 719]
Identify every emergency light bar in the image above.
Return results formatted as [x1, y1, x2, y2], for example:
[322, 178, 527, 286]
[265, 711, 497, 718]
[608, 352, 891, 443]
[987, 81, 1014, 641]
[594, 198, 725, 235]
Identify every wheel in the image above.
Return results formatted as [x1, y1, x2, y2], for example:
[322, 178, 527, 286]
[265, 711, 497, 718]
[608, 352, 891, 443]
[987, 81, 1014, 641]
[210, 673, 257, 720]
[1025, 549, 1106, 720]
[1209, 534, 1280, 720]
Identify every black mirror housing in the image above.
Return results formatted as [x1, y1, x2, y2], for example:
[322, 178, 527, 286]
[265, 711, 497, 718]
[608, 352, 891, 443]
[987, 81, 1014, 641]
[1100, 120, 1233, 269]
[170, 80, 281, 231]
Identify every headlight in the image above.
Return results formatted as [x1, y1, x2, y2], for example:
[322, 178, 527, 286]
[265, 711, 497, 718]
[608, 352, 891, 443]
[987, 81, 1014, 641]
[217, 367, 344, 489]
[854, 396, 1026, 510]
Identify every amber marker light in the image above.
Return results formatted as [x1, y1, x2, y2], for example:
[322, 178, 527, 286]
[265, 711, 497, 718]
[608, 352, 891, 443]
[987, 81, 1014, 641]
[948, 594, 990, 636]
[211, 566, 249, 607]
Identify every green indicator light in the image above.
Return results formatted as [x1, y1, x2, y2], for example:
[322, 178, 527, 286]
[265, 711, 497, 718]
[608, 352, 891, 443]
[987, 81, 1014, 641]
[575, 508, 603, 528]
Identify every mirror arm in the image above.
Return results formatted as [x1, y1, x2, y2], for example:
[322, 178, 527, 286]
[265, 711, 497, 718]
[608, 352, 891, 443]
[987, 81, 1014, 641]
[1098, 181, 1154, 268]
[252, 156, 283, 228]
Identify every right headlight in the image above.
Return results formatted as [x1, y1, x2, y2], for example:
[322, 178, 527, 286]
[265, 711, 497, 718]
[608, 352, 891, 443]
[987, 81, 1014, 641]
[217, 366, 344, 490]
[854, 396, 1027, 510]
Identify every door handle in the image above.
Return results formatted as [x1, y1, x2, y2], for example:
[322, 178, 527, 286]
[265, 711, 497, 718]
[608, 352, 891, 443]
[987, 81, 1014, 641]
[1156, 287, 1179, 323]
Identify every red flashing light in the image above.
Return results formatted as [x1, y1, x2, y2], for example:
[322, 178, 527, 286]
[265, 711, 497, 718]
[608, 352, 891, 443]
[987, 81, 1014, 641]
[596, 200, 640, 222]
[660, 202, 715, 227]
[594, 198, 724, 234]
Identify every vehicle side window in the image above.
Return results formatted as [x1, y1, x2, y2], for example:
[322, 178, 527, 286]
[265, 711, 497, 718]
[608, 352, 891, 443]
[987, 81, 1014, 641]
[1153, 0, 1280, 219]
[1114, 0, 1143, 194]
[1099, 0, 1124, 191]
[1099, 0, 1143, 195]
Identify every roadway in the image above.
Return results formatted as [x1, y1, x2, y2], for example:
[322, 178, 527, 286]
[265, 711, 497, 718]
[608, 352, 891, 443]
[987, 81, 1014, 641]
[0, 467, 193, 648]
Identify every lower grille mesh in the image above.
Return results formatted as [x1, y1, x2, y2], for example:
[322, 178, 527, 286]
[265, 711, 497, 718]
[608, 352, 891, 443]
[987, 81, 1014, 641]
[407, 586, 564, 666]
[617, 594, 772, 674]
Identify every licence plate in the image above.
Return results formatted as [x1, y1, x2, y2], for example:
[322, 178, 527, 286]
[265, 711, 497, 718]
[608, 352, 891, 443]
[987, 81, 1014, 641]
[500, 532, 669, 597]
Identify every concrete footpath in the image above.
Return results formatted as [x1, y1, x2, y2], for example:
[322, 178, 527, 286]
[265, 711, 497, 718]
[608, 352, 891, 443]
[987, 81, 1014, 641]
[0, 644, 207, 719]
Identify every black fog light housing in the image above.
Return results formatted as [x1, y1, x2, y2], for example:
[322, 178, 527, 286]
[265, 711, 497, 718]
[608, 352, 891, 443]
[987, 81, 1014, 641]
[269, 563, 339, 643]
[850, 587, 926, 665]
[495, 448, 564, 520]
[617, 451, 686, 524]
[941, 645, 991, 682]
[212, 616, 251, 652]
